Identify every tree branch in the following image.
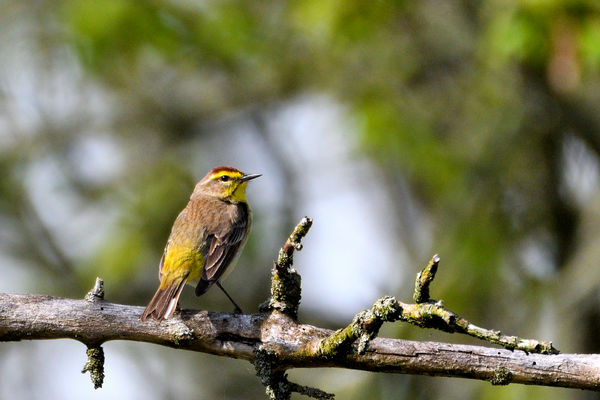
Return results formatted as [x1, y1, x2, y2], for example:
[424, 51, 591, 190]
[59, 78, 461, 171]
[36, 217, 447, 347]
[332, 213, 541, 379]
[1, 293, 599, 390]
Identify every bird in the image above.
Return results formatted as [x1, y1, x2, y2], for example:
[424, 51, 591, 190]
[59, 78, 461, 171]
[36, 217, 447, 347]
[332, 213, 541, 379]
[140, 166, 261, 321]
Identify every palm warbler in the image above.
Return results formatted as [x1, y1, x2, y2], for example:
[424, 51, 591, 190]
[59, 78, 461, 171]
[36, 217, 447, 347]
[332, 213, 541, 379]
[141, 166, 260, 321]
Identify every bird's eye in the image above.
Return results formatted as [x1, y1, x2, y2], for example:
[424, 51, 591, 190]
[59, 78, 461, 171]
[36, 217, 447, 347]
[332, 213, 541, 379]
[219, 175, 230, 182]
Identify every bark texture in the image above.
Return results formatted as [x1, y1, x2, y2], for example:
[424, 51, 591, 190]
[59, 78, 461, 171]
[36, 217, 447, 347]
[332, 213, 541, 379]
[1, 292, 599, 391]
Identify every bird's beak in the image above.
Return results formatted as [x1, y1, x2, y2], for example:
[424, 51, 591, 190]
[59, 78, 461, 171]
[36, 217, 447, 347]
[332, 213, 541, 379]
[240, 173, 262, 182]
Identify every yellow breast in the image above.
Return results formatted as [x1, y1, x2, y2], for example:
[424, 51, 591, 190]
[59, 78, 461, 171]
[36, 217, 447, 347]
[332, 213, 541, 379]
[159, 244, 205, 289]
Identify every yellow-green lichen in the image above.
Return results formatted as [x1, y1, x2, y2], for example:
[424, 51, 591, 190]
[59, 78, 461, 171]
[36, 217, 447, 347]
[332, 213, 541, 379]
[81, 345, 105, 389]
[172, 326, 194, 346]
[490, 367, 513, 385]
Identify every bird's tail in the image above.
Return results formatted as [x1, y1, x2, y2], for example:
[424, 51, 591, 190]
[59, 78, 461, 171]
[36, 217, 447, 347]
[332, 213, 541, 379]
[140, 278, 187, 321]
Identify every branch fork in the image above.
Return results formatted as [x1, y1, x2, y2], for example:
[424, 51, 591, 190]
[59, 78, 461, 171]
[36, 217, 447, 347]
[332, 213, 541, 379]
[317, 255, 558, 361]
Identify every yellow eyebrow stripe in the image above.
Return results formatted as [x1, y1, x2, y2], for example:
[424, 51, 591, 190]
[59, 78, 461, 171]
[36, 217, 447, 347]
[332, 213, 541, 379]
[211, 170, 243, 180]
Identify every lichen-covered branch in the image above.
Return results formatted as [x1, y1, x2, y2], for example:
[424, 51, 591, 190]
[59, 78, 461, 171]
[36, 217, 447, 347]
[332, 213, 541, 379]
[413, 254, 440, 303]
[398, 301, 558, 354]
[318, 297, 401, 358]
[409, 255, 557, 354]
[0, 293, 599, 391]
[256, 216, 315, 398]
[254, 345, 334, 400]
[319, 255, 558, 358]
[259, 216, 312, 319]
[81, 278, 106, 388]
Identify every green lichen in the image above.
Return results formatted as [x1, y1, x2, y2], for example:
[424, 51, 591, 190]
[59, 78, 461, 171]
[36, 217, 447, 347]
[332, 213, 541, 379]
[81, 345, 105, 389]
[254, 345, 334, 400]
[287, 217, 313, 250]
[266, 264, 302, 319]
[318, 296, 401, 358]
[317, 325, 357, 358]
[490, 367, 513, 386]
[413, 255, 440, 303]
[172, 326, 194, 346]
[371, 296, 402, 322]
[261, 217, 312, 319]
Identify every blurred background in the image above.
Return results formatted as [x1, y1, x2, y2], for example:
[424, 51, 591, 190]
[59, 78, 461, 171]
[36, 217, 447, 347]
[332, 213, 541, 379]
[1, 0, 600, 399]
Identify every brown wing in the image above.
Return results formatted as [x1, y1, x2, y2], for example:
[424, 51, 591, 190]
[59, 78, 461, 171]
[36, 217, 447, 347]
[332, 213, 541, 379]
[195, 203, 248, 295]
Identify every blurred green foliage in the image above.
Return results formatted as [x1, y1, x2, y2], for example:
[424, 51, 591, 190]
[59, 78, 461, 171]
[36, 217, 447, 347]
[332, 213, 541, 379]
[2, 0, 600, 399]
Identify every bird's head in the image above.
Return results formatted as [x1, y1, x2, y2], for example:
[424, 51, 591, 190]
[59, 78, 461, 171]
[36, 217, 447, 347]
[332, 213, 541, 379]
[193, 166, 261, 202]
